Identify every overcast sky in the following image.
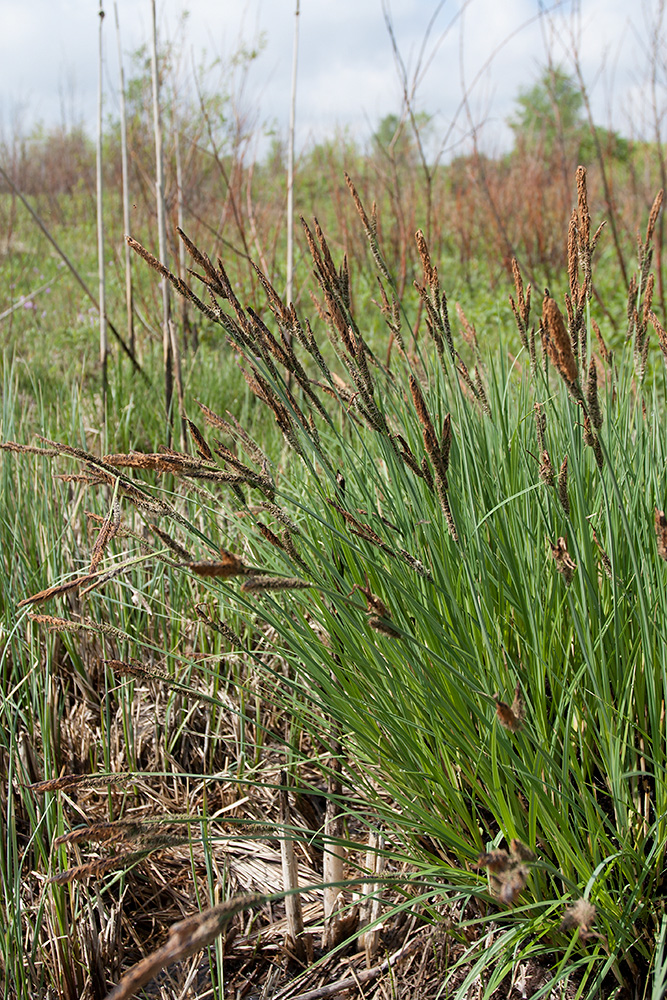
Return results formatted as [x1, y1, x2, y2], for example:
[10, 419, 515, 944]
[0, 0, 661, 157]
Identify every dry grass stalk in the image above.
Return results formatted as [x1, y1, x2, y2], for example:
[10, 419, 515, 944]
[575, 167, 592, 296]
[326, 498, 426, 574]
[470, 362, 490, 415]
[241, 366, 302, 456]
[103, 894, 264, 1000]
[655, 509, 667, 561]
[281, 528, 307, 571]
[279, 770, 308, 962]
[415, 229, 438, 296]
[409, 375, 438, 457]
[627, 275, 638, 342]
[645, 189, 664, 247]
[195, 402, 270, 472]
[357, 830, 386, 963]
[475, 839, 535, 905]
[103, 447, 272, 497]
[551, 536, 576, 585]
[558, 456, 570, 517]
[413, 256, 487, 411]
[245, 297, 330, 421]
[398, 549, 429, 577]
[420, 455, 434, 491]
[394, 433, 431, 482]
[322, 742, 347, 951]
[576, 168, 591, 258]
[631, 272, 654, 380]
[175, 226, 226, 296]
[56, 472, 106, 484]
[298, 216, 383, 437]
[367, 616, 399, 637]
[86, 508, 136, 536]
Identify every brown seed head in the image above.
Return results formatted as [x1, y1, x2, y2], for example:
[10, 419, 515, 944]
[586, 359, 603, 430]
[591, 318, 611, 364]
[539, 450, 555, 488]
[646, 189, 664, 246]
[475, 849, 510, 873]
[542, 291, 578, 384]
[551, 536, 576, 584]
[188, 550, 249, 578]
[561, 898, 597, 936]
[475, 839, 534, 906]
[494, 682, 524, 732]
[558, 456, 570, 517]
[240, 576, 311, 593]
[648, 309, 667, 360]
[655, 509, 667, 560]
[187, 419, 213, 461]
[510, 839, 535, 862]
[567, 210, 579, 299]
[576, 166, 591, 249]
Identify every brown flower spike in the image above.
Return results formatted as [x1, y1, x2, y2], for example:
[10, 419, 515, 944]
[476, 839, 536, 905]
[493, 682, 525, 732]
[561, 898, 597, 937]
[655, 509, 667, 561]
[542, 290, 578, 386]
[551, 536, 576, 585]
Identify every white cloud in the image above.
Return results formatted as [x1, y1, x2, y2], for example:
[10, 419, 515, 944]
[0, 0, 661, 154]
